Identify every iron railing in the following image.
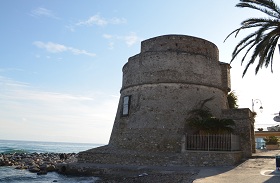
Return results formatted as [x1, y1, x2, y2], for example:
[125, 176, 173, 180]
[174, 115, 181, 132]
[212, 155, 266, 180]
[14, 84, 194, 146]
[185, 134, 240, 151]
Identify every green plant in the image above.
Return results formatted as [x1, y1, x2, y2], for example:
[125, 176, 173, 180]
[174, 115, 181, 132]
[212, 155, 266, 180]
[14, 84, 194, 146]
[224, 0, 280, 77]
[227, 91, 239, 109]
[264, 136, 279, 145]
[187, 108, 212, 120]
[252, 111, 257, 118]
[187, 109, 235, 134]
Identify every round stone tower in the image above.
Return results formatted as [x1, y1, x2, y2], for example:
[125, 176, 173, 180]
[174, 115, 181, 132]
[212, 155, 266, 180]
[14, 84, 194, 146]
[109, 35, 231, 153]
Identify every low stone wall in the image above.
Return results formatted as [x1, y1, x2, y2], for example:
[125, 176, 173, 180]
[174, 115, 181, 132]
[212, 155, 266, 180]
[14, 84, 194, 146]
[77, 145, 181, 166]
[63, 146, 242, 175]
[181, 151, 243, 166]
[222, 108, 255, 158]
[77, 145, 242, 167]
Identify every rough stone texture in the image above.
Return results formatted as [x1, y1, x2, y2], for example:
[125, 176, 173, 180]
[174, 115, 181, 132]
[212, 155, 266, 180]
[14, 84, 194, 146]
[0, 152, 77, 175]
[67, 35, 255, 175]
[77, 145, 242, 167]
[140, 35, 218, 60]
[110, 35, 230, 153]
[222, 108, 255, 158]
[220, 62, 231, 92]
[110, 84, 227, 153]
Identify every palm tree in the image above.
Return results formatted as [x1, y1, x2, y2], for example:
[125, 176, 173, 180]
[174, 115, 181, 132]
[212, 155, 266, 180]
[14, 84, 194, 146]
[225, 0, 280, 77]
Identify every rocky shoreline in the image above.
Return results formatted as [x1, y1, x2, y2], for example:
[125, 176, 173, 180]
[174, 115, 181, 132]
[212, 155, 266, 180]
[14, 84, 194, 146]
[0, 152, 197, 182]
[0, 152, 77, 175]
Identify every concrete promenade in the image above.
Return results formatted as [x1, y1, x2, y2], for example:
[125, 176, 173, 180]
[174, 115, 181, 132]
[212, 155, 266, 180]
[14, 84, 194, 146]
[193, 150, 280, 183]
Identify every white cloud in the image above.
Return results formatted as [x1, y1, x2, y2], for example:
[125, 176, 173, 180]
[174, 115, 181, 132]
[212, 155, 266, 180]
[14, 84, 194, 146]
[0, 68, 24, 73]
[102, 32, 141, 48]
[103, 34, 115, 49]
[33, 41, 96, 57]
[110, 17, 127, 24]
[65, 25, 75, 32]
[0, 76, 118, 143]
[103, 34, 113, 39]
[76, 15, 107, 26]
[67, 47, 96, 57]
[108, 42, 114, 50]
[124, 32, 140, 47]
[33, 41, 67, 53]
[0, 75, 29, 88]
[30, 7, 59, 19]
[68, 15, 126, 32]
[76, 14, 126, 27]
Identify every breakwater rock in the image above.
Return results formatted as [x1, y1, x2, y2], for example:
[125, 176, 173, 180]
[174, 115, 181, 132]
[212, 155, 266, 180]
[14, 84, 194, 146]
[0, 152, 77, 175]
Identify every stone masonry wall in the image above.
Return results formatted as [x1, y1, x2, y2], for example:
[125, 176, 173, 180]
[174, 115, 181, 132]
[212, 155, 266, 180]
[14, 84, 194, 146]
[109, 35, 230, 153]
[122, 48, 223, 92]
[220, 62, 231, 93]
[222, 108, 255, 158]
[110, 84, 227, 152]
[141, 35, 219, 60]
[78, 145, 242, 167]
[73, 35, 253, 171]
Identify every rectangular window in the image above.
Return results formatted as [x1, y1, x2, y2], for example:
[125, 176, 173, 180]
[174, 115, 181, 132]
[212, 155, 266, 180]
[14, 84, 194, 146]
[122, 95, 131, 116]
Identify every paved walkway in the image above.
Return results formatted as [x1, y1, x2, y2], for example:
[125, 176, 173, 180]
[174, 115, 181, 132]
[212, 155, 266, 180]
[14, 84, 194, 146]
[193, 150, 280, 183]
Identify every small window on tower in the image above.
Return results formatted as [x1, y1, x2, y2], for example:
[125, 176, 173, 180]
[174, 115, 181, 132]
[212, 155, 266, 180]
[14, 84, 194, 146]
[122, 95, 131, 116]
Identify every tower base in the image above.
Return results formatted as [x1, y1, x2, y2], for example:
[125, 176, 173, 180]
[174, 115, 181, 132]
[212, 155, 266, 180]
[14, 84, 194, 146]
[59, 145, 242, 176]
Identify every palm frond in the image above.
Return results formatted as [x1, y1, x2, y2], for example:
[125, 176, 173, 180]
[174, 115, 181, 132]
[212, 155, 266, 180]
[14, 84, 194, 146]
[256, 34, 279, 73]
[238, 0, 280, 19]
[242, 29, 279, 76]
[225, 0, 280, 76]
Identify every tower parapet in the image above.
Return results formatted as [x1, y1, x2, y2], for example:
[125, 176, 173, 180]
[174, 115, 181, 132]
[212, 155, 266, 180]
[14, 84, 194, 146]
[141, 35, 218, 60]
[122, 35, 225, 93]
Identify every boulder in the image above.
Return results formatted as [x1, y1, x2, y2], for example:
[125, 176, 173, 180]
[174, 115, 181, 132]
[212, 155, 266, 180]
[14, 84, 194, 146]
[29, 165, 40, 173]
[46, 164, 56, 172]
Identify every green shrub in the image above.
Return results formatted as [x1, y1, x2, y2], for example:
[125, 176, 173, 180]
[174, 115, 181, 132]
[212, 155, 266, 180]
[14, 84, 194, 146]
[187, 109, 235, 134]
[264, 136, 279, 145]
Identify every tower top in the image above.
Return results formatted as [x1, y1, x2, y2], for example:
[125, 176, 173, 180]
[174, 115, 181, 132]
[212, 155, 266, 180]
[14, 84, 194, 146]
[141, 34, 219, 61]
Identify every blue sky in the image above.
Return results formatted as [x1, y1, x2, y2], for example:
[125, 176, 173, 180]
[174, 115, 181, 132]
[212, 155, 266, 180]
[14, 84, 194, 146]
[1, 0, 280, 144]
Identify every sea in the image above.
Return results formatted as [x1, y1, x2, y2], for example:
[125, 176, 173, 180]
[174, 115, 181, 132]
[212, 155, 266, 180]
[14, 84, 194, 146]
[0, 139, 104, 183]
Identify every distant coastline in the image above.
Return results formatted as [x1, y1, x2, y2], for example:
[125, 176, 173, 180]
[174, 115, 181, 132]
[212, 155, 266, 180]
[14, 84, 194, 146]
[0, 139, 103, 145]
